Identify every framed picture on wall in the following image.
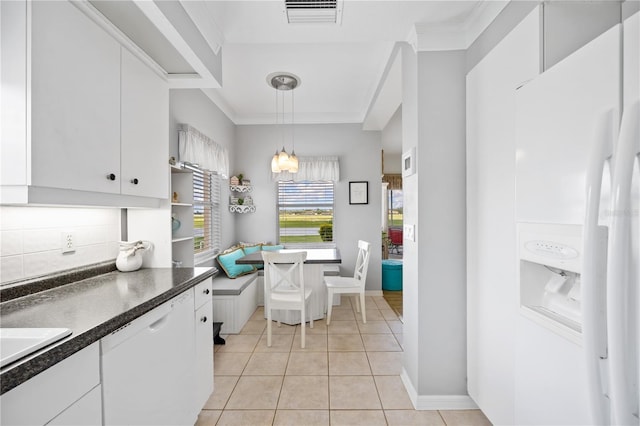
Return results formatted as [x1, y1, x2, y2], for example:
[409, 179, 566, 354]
[349, 181, 369, 205]
[402, 147, 416, 177]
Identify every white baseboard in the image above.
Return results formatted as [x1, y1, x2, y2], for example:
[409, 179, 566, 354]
[366, 290, 383, 296]
[400, 368, 479, 410]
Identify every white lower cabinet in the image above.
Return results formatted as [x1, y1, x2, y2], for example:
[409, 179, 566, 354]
[48, 385, 102, 426]
[194, 279, 214, 412]
[0, 342, 101, 426]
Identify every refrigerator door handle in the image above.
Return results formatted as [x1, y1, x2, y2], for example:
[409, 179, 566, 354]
[583, 108, 616, 425]
[607, 100, 640, 425]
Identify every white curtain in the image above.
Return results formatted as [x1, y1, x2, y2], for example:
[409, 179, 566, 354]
[271, 156, 340, 182]
[178, 124, 229, 177]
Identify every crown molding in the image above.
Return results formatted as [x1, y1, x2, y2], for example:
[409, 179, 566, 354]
[234, 111, 364, 125]
[407, 0, 510, 52]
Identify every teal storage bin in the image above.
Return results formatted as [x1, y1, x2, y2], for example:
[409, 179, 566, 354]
[382, 259, 403, 291]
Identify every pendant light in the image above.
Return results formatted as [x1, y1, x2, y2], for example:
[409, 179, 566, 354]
[268, 72, 301, 173]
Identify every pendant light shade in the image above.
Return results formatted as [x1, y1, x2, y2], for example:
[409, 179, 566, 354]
[268, 72, 301, 174]
[288, 151, 299, 172]
[271, 150, 281, 173]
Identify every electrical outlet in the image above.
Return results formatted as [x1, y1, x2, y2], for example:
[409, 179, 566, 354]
[61, 232, 75, 254]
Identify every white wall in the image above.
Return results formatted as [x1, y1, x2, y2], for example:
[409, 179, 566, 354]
[401, 45, 470, 405]
[169, 89, 237, 251]
[0, 206, 120, 284]
[382, 106, 403, 174]
[235, 123, 383, 291]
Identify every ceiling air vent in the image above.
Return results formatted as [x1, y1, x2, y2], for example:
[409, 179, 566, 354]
[284, 0, 343, 24]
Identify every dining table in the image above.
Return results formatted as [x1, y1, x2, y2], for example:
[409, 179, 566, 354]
[236, 248, 342, 325]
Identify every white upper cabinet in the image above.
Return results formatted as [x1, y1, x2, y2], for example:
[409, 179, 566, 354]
[30, 0, 121, 195]
[121, 48, 169, 199]
[0, 1, 168, 207]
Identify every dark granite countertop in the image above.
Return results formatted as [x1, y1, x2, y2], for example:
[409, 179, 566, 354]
[0, 266, 218, 395]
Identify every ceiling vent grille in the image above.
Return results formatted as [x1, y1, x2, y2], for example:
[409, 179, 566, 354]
[284, 0, 343, 24]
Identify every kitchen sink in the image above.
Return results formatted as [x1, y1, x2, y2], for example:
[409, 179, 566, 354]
[0, 328, 72, 368]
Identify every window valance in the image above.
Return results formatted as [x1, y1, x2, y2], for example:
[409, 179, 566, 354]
[271, 156, 340, 182]
[178, 124, 229, 177]
[383, 174, 402, 190]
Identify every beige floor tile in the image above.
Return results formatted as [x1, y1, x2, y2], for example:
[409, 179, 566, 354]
[195, 409, 222, 426]
[362, 309, 385, 321]
[286, 352, 328, 375]
[225, 376, 283, 409]
[244, 352, 290, 375]
[373, 298, 392, 311]
[269, 321, 298, 334]
[386, 320, 403, 334]
[374, 376, 414, 409]
[367, 352, 403, 375]
[329, 376, 381, 409]
[394, 333, 404, 348]
[216, 334, 261, 352]
[214, 352, 251, 376]
[380, 309, 399, 320]
[250, 306, 265, 321]
[331, 300, 354, 310]
[438, 409, 492, 426]
[330, 410, 387, 426]
[327, 320, 359, 334]
[240, 320, 266, 334]
[273, 410, 330, 426]
[362, 334, 402, 352]
[328, 309, 356, 320]
[203, 375, 239, 409]
[357, 320, 392, 334]
[291, 333, 328, 352]
[328, 334, 364, 352]
[215, 410, 275, 426]
[278, 376, 329, 410]
[329, 352, 372, 375]
[295, 319, 328, 335]
[255, 333, 294, 352]
[385, 410, 445, 426]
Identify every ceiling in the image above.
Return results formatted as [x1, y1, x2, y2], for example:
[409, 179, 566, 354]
[88, 0, 507, 152]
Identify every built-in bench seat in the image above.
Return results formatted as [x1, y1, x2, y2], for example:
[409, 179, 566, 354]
[211, 272, 259, 335]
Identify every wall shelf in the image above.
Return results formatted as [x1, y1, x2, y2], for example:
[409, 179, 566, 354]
[229, 205, 256, 214]
[229, 184, 253, 193]
[172, 236, 194, 243]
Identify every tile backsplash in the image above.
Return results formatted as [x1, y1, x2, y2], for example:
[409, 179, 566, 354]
[0, 206, 121, 285]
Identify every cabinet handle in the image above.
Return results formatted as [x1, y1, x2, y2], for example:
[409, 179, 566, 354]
[201, 316, 208, 323]
[203, 288, 210, 295]
[107, 173, 116, 181]
[131, 178, 139, 185]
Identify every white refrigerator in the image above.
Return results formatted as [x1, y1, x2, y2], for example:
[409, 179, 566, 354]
[514, 12, 639, 426]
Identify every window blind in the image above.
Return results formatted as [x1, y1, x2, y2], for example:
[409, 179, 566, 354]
[277, 181, 334, 247]
[193, 168, 221, 260]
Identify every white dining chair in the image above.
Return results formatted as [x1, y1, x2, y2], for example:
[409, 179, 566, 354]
[262, 251, 313, 348]
[325, 240, 372, 324]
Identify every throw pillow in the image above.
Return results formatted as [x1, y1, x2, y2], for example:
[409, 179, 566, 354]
[217, 248, 256, 278]
[261, 244, 284, 251]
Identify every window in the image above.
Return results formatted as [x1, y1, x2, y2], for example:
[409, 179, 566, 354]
[387, 189, 403, 227]
[278, 181, 334, 247]
[193, 168, 221, 262]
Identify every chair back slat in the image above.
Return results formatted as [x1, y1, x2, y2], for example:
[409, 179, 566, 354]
[262, 251, 307, 297]
[353, 240, 371, 288]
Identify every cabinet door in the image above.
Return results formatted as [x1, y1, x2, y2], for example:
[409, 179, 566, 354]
[30, 1, 121, 194]
[0, 342, 100, 426]
[121, 48, 169, 199]
[195, 300, 214, 412]
[48, 385, 102, 426]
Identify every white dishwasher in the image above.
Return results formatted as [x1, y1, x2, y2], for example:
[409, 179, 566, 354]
[101, 290, 195, 426]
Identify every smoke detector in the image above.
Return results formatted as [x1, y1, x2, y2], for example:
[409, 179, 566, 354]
[283, 0, 344, 24]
